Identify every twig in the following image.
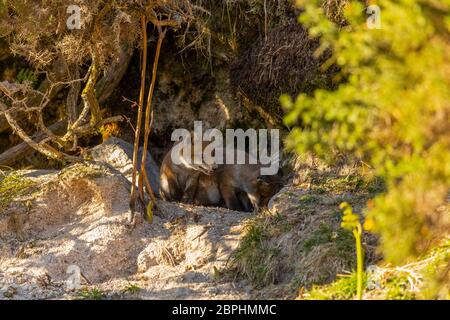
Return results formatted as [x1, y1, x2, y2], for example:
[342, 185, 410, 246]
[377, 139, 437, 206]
[129, 15, 149, 221]
[139, 24, 166, 206]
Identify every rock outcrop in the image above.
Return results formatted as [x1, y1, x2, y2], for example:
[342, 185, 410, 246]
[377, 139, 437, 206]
[89, 137, 160, 194]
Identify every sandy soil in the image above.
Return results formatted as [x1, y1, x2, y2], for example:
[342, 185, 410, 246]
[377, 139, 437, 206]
[0, 163, 255, 300]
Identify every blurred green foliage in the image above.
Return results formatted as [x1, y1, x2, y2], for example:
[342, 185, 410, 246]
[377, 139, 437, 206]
[283, 0, 450, 270]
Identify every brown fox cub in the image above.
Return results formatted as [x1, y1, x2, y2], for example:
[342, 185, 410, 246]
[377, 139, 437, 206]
[159, 135, 217, 203]
[160, 137, 282, 211]
[193, 163, 282, 212]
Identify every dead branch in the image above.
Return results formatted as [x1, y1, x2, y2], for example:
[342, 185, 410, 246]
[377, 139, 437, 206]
[0, 80, 80, 163]
[2, 106, 78, 163]
[0, 57, 71, 134]
[0, 120, 67, 166]
[62, 62, 99, 142]
[0, 42, 132, 166]
[0, 47, 132, 165]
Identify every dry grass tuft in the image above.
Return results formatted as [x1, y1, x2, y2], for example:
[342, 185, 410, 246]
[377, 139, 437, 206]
[229, 154, 381, 298]
[230, 23, 338, 111]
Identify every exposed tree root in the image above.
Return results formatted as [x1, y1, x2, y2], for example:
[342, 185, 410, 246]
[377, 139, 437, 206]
[139, 25, 166, 204]
[130, 15, 150, 221]
[130, 14, 168, 223]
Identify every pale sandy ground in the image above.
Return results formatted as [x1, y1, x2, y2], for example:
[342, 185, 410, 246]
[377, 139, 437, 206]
[0, 164, 256, 300]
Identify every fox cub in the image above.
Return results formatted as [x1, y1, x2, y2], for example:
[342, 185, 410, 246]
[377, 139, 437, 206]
[193, 163, 282, 212]
[159, 135, 216, 203]
[160, 139, 282, 211]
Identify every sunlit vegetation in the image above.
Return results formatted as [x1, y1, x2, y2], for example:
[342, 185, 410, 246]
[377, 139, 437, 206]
[283, 0, 450, 298]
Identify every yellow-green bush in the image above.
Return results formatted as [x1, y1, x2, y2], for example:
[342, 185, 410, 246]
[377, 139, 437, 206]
[283, 0, 450, 274]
